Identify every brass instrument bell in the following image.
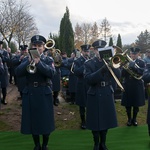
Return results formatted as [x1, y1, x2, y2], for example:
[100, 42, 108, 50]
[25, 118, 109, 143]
[45, 39, 55, 49]
[27, 60, 37, 74]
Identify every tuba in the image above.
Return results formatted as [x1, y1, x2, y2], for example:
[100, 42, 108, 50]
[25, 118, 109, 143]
[45, 39, 62, 67]
[45, 39, 55, 49]
[53, 49, 62, 67]
[110, 49, 142, 80]
[50, 48, 62, 67]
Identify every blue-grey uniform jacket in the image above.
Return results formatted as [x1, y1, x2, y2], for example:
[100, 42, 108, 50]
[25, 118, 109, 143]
[121, 58, 145, 107]
[51, 66, 61, 92]
[0, 57, 4, 101]
[0, 49, 10, 88]
[67, 57, 77, 93]
[15, 54, 55, 135]
[142, 64, 150, 124]
[84, 57, 120, 131]
[12, 54, 27, 92]
[73, 55, 89, 107]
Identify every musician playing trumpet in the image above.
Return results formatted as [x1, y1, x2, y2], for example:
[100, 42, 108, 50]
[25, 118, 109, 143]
[15, 35, 56, 150]
[121, 47, 145, 126]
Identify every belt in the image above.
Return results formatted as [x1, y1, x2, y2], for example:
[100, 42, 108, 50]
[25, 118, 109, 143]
[27, 82, 48, 87]
[98, 81, 110, 87]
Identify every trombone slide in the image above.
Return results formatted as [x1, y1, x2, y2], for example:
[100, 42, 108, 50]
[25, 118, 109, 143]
[103, 59, 125, 92]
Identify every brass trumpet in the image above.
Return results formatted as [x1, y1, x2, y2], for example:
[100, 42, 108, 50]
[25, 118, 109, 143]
[26, 48, 39, 74]
[27, 60, 37, 74]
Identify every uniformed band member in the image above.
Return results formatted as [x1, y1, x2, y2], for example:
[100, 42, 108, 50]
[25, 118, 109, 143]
[143, 49, 150, 64]
[0, 41, 10, 105]
[142, 63, 150, 136]
[121, 47, 145, 126]
[0, 56, 4, 108]
[15, 35, 56, 150]
[12, 45, 28, 100]
[60, 52, 70, 101]
[60, 52, 70, 78]
[7, 47, 16, 84]
[52, 68, 61, 106]
[73, 44, 91, 129]
[67, 49, 79, 104]
[48, 49, 61, 106]
[84, 40, 120, 150]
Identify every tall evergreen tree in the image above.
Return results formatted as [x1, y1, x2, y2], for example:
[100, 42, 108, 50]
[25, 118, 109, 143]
[108, 37, 113, 46]
[59, 7, 74, 56]
[136, 30, 150, 53]
[116, 34, 122, 49]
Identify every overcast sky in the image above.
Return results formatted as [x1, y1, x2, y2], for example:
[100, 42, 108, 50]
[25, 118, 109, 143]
[25, 0, 150, 45]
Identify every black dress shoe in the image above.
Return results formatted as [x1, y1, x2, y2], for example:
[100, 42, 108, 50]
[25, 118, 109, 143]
[99, 144, 108, 150]
[81, 125, 86, 129]
[127, 120, 132, 126]
[53, 102, 58, 106]
[132, 120, 138, 126]
[81, 122, 86, 129]
[1, 99, 7, 105]
[93, 145, 99, 150]
[33, 145, 41, 150]
[42, 145, 48, 150]
[70, 101, 75, 105]
[56, 98, 60, 104]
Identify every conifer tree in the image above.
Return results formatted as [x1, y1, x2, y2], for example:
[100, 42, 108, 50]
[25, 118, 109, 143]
[136, 30, 150, 53]
[59, 7, 74, 56]
[116, 34, 122, 49]
[108, 37, 113, 46]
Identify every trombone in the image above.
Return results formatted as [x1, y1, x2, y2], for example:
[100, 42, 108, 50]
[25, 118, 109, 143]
[110, 48, 142, 80]
[99, 46, 125, 91]
[103, 58, 125, 92]
[70, 50, 81, 73]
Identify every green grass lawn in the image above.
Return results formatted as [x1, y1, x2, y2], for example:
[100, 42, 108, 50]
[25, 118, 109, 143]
[0, 99, 149, 150]
[0, 125, 150, 150]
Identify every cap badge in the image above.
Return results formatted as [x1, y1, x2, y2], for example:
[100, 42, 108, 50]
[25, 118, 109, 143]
[36, 35, 39, 41]
[99, 40, 102, 47]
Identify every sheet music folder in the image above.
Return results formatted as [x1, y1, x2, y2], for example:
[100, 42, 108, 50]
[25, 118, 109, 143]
[28, 48, 40, 59]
